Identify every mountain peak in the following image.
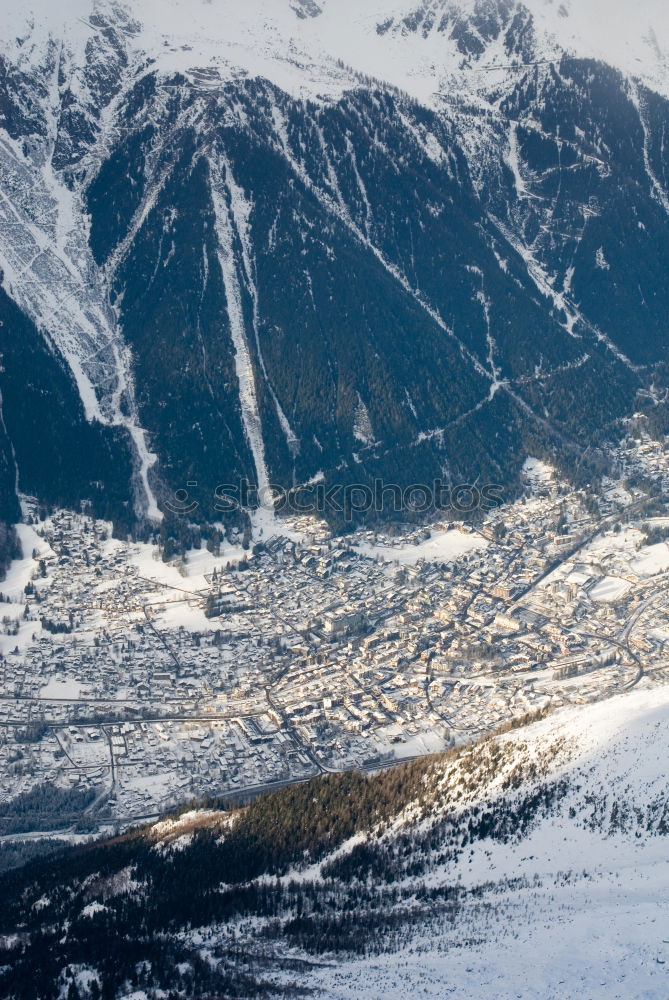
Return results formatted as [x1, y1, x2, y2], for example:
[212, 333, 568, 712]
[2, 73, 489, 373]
[3, 0, 669, 103]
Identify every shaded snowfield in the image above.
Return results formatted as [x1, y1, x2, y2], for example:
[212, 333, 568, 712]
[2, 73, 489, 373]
[309, 880, 667, 1000]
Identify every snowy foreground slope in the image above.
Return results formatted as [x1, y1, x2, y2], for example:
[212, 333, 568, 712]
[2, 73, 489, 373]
[303, 684, 669, 999]
[1, 682, 668, 998]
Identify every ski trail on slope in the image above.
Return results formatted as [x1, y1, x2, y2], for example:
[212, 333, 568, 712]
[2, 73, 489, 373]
[505, 120, 540, 202]
[467, 265, 503, 400]
[209, 157, 275, 534]
[628, 78, 669, 217]
[0, 131, 161, 521]
[219, 151, 300, 461]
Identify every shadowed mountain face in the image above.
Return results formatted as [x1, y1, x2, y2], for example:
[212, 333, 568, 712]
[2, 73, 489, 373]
[0, 1, 668, 525]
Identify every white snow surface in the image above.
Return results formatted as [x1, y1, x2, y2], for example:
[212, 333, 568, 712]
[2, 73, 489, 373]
[2, 0, 669, 104]
[589, 575, 632, 602]
[288, 683, 669, 998]
[522, 455, 554, 484]
[633, 540, 669, 576]
[39, 677, 84, 699]
[353, 525, 487, 564]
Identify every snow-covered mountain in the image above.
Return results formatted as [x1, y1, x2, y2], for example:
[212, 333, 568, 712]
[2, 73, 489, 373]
[2, 682, 668, 997]
[1, 0, 669, 529]
[5, 0, 669, 103]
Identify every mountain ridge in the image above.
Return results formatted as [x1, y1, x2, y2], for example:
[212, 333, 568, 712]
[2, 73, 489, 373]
[4, 0, 669, 103]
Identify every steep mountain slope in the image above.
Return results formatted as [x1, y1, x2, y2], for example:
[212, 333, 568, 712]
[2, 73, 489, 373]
[1, 684, 668, 998]
[0, 285, 134, 519]
[0, 0, 668, 528]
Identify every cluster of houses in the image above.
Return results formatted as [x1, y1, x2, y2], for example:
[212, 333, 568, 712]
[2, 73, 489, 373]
[2, 427, 669, 827]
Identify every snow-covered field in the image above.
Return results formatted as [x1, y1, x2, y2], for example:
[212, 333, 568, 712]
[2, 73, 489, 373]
[353, 527, 487, 565]
[38, 678, 84, 700]
[633, 542, 669, 577]
[589, 575, 632, 602]
[127, 540, 247, 593]
[522, 455, 554, 486]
